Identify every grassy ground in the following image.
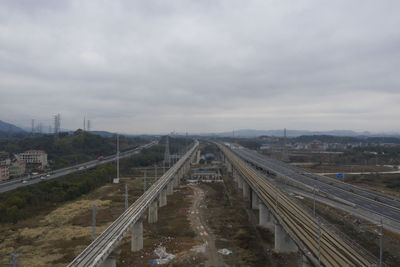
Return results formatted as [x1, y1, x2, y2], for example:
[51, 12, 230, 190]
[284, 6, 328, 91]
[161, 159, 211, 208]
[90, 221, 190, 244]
[339, 173, 400, 198]
[302, 164, 394, 173]
[300, 197, 400, 266]
[0, 177, 143, 266]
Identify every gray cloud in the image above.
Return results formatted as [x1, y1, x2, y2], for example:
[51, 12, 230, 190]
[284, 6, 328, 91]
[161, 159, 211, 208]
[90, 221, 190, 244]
[0, 0, 399, 134]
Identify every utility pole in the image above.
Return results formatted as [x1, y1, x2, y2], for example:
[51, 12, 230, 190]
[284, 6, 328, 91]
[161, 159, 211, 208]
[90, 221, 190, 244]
[282, 128, 289, 162]
[185, 132, 188, 151]
[10, 253, 19, 267]
[92, 204, 97, 241]
[125, 184, 128, 210]
[143, 170, 147, 192]
[164, 136, 171, 168]
[115, 134, 120, 183]
[313, 185, 316, 217]
[318, 217, 321, 266]
[31, 119, 35, 135]
[379, 219, 383, 267]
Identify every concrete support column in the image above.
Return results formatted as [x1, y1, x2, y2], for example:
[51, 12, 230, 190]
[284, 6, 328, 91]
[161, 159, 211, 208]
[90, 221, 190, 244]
[232, 169, 237, 182]
[238, 177, 243, 189]
[251, 191, 259, 210]
[102, 250, 118, 267]
[227, 162, 232, 173]
[167, 182, 173, 195]
[274, 223, 298, 252]
[172, 176, 177, 188]
[242, 181, 250, 200]
[300, 255, 313, 267]
[159, 189, 167, 207]
[259, 203, 274, 228]
[131, 220, 143, 252]
[148, 200, 158, 223]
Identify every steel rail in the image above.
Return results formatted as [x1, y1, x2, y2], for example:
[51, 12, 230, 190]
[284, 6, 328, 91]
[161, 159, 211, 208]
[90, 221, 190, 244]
[219, 143, 376, 267]
[237, 148, 400, 223]
[68, 141, 198, 267]
[245, 148, 400, 209]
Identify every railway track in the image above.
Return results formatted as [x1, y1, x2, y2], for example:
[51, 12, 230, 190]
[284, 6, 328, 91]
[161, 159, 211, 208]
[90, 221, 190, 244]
[68, 141, 198, 267]
[236, 148, 400, 223]
[219, 143, 378, 267]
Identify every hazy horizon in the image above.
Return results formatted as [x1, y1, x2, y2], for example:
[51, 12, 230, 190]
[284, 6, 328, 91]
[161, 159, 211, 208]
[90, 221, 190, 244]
[1, 1, 399, 133]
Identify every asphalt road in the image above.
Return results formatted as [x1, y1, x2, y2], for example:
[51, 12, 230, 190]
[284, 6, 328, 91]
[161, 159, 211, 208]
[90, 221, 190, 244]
[233, 147, 400, 223]
[0, 141, 157, 193]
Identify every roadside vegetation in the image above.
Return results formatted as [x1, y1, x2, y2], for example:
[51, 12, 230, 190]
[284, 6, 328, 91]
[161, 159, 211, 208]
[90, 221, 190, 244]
[0, 136, 193, 224]
[0, 130, 149, 169]
[0, 164, 116, 223]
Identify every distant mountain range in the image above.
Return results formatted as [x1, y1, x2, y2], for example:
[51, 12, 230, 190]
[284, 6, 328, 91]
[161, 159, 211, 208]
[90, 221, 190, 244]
[0, 120, 26, 133]
[2, 119, 399, 138]
[205, 129, 400, 138]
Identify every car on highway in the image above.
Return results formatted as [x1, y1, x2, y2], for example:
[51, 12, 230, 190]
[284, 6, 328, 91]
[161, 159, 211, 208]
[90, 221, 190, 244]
[40, 176, 46, 180]
[22, 180, 28, 184]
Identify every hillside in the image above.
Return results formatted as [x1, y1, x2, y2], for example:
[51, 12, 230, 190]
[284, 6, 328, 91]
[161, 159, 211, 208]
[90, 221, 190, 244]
[0, 130, 149, 169]
[0, 119, 25, 133]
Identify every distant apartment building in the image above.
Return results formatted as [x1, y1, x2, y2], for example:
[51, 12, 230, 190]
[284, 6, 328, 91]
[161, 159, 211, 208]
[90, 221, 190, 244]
[10, 159, 26, 177]
[17, 150, 48, 169]
[0, 151, 10, 165]
[0, 165, 10, 181]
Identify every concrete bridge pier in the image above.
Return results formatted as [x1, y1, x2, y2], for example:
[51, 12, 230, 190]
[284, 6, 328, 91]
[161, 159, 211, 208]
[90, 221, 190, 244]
[242, 181, 250, 200]
[102, 250, 119, 267]
[233, 169, 239, 183]
[172, 176, 179, 188]
[251, 190, 259, 210]
[238, 177, 243, 189]
[131, 220, 143, 252]
[167, 182, 173, 195]
[227, 162, 232, 174]
[259, 203, 274, 229]
[159, 189, 167, 207]
[148, 200, 158, 223]
[275, 223, 298, 252]
[299, 255, 313, 267]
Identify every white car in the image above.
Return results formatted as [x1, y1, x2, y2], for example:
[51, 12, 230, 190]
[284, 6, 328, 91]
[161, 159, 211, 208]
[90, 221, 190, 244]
[22, 180, 28, 184]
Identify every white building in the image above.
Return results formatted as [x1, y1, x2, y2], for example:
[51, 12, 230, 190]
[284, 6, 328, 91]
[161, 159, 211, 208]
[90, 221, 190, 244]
[18, 150, 48, 169]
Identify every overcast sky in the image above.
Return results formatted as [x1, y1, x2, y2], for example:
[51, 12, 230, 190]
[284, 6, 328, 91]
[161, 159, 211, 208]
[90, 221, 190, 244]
[0, 0, 399, 134]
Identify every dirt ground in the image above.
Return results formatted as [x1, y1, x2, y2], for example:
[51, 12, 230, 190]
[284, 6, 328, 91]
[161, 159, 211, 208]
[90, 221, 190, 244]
[200, 176, 300, 267]
[117, 172, 291, 266]
[1, 166, 304, 267]
[188, 184, 223, 266]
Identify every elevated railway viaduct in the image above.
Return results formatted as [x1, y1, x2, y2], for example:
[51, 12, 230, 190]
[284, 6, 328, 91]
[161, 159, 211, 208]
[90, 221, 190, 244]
[218, 142, 380, 267]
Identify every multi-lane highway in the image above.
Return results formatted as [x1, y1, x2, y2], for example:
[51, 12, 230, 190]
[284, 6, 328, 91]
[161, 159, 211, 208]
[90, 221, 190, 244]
[0, 141, 157, 193]
[234, 147, 400, 224]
